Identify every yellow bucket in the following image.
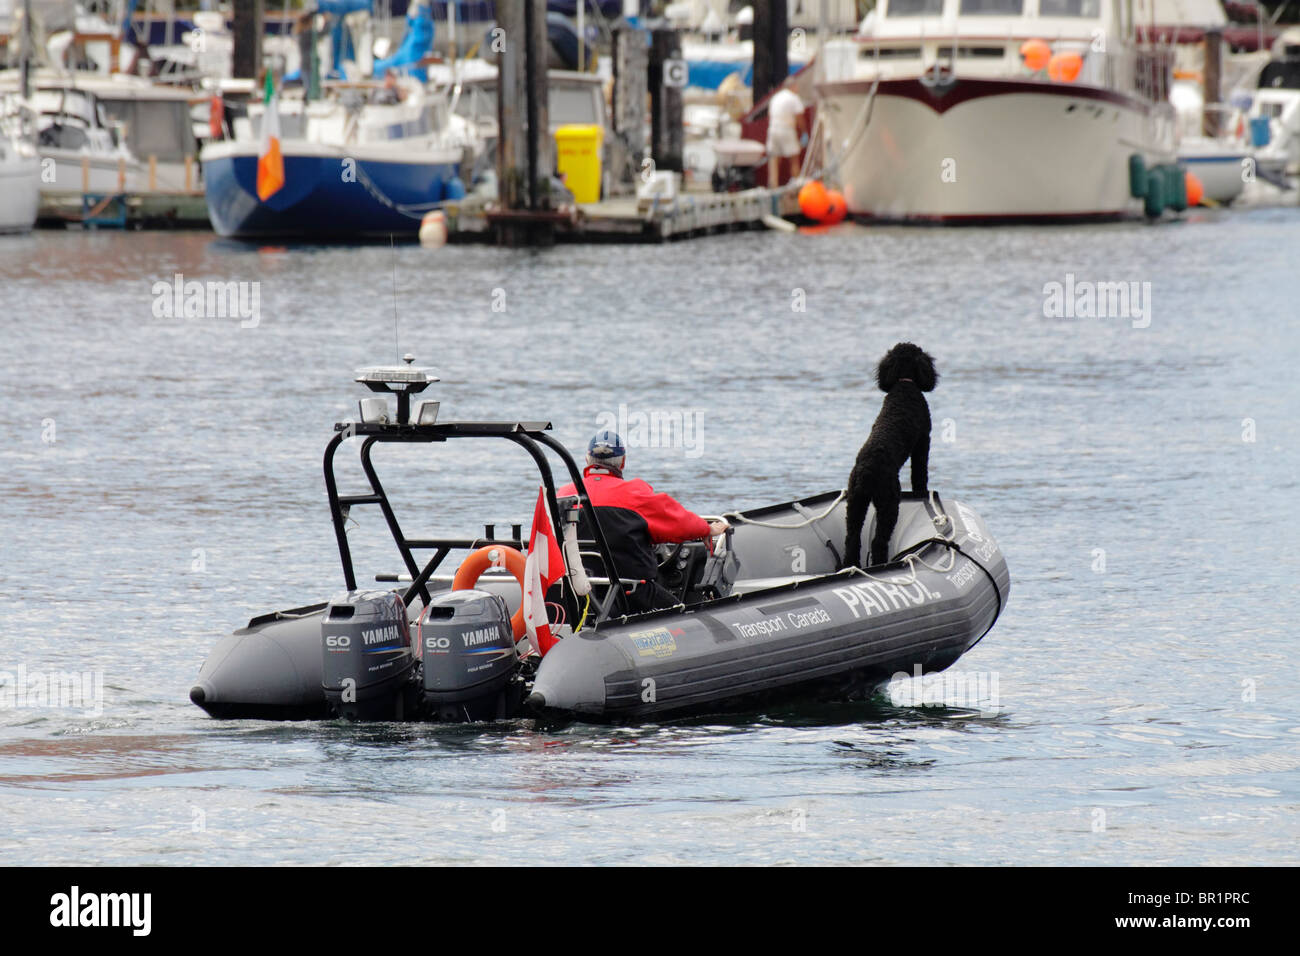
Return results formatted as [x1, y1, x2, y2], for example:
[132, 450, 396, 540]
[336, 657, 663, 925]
[555, 124, 603, 204]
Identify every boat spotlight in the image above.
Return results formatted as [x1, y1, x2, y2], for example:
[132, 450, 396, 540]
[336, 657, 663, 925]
[358, 398, 391, 424]
[415, 400, 440, 425]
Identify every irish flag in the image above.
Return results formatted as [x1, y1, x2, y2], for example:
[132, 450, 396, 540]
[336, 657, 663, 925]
[256, 71, 284, 201]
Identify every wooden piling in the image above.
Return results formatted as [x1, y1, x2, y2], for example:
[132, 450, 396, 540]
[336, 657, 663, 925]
[148, 155, 157, 191]
[649, 29, 684, 175]
[611, 26, 649, 195]
[81, 157, 90, 193]
[231, 0, 263, 80]
[527, 0, 551, 212]
[751, 0, 789, 107]
[496, 0, 527, 240]
[1203, 28, 1222, 140]
[494, 0, 553, 246]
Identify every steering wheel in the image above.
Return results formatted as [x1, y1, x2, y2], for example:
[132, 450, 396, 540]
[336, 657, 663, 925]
[656, 541, 688, 570]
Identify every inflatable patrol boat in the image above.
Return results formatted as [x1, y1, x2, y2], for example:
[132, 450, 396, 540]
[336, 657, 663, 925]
[190, 363, 1010, 724]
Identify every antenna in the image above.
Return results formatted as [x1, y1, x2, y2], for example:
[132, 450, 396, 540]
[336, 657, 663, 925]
[390, 233, 399, 364]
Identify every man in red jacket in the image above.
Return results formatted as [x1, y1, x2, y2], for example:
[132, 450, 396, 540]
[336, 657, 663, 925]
[558, 430, 729, 612]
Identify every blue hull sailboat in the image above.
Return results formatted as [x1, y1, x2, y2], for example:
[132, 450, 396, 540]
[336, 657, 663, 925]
[201, 1, 478, 239]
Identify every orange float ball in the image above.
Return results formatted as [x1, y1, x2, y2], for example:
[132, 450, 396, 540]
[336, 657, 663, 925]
[1020, 39, 1051, 72]
[798, 180, 829, 220]
[1048, 51, 1083, 83]
[823, 189, 847, 224]
[1185, 170, 1205, 207]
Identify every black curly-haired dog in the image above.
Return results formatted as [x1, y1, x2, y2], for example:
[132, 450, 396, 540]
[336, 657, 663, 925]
[842, 342, 939, 569]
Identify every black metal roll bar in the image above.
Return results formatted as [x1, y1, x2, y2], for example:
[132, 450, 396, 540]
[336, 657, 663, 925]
[322, 420, 632, 628]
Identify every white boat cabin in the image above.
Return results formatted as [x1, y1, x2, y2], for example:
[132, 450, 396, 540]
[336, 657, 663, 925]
[855, 0, 1129, 80]
[846, 0, 1181, 104]
[232, 80, 479, 159]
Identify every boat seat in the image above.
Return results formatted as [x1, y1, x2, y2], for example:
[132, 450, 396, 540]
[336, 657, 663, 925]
[568, 547, 653, 616]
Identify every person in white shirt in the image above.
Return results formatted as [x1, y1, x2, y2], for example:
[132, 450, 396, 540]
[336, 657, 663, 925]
[765, 86, 807, 187]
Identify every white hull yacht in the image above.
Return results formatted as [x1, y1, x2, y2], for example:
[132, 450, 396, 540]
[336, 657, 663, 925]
[816, 0, 1179, 222]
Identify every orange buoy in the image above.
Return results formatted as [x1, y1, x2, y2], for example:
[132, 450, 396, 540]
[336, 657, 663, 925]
[1048, 51, 1083, 83]
[1185, 170, 1205, 207]
[798, 180, 829, 220]
[451, 545, 528, 639]
[823, 189, 847, 224]
[1020, 39, 1051, 72]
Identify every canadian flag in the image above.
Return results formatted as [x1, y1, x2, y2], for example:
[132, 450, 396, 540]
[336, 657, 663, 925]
[522, 488, 566, 656]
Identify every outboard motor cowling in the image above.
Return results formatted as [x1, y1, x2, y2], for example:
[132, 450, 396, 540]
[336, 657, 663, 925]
[322, 590, 417, 720]
[419, 589, 521, 721]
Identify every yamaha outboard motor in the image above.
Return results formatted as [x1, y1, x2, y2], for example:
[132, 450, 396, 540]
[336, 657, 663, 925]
[322, 590, 418, 720]
[418, 589, 522, 721]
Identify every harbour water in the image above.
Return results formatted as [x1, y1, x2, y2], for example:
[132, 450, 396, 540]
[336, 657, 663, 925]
[1, 210, 1298, 865]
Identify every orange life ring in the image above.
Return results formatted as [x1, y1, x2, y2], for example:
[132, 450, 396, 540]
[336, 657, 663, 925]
[451, 545, 528, 639]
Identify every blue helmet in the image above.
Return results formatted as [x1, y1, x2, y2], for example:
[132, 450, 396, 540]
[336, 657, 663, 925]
[586, 430, 626, 473]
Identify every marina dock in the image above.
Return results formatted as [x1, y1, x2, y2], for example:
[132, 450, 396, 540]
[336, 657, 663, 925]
[34, 156, 209, 229]
[37, 190, 210, 230]
[450, 188, 785, 243]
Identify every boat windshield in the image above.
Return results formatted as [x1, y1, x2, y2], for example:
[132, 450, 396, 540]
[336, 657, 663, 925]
[99, 99, 195, 162]
[249, 110, 306, 140]
[886, 0, 944, 14]
[455, 84, 600, 128]
[1038, 0, 1101, 16]
[551, 86, 600, 125]
[33, 88, 98, 126]
[1259, 55, 1300, 90]
[959, 0, 1023, 12]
